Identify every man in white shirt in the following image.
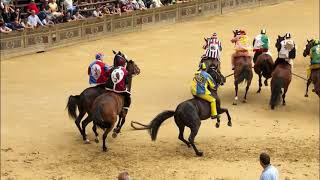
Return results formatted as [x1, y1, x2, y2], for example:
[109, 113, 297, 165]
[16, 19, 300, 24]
[260, 153, 279, 180]
[27, 10, 44, 28]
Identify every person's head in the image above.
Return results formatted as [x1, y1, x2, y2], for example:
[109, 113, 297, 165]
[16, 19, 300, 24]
[212, 32, 217, 38]
[15, 8, 20, 13]
[75, 11, 79, 15]
[259, 153, 271, 168]
[118, 172, 131, 180]
[96, 52, 104, 60]
[31, 10, 36, 16]
[261, 29, 266, 35]
[285, 32, 291, 39]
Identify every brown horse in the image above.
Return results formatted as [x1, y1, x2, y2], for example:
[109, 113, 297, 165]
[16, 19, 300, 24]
[90, 59, 140, 151]
[254, 53, 274, 93]
[303, 39, 320, 97]
[231, 30, 253, 105]
[66, 51, 140, 143]
[270, 36, 292, 109]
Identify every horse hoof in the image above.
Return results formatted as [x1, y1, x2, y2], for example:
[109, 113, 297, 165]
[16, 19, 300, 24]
[228, 121, 232, 127]
[95, 138, 99, 143]
[215, 123, 220, 128]
[112, 132, 118, 138]
[232, 102, 237, 105]
[256, 90, 261, 93]
[84, 139, 90, 144]
[242, 99, 247, 103]
[305, 94, 309, 97]
[271, 106, 275, 110]
[283, 103, 286, 106]
[103, 147, 108, 152]
[196, 151, 203, 157]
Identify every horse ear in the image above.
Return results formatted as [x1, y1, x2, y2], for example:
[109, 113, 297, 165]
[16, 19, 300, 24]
[112, 50, 117, 54]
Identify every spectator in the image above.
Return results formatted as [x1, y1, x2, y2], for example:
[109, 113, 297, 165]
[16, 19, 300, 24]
[64, 0, 76, 15]
[27, 10, 44, 28]
[122, 0, 135, 12]
[118, 172, 131, 180]
[0, 20, 12, 33]
[27, 0, 40, 14]
[48, 0, 63, 18]
[42, 15, 54, 25]
[10, 17, 24, 31]
[101, 5, 111, 15]
[92, 7, 103, 17]
[110, 3, 121, 15]
[21, 18, 33, 29]
[150, 0, 163, 8]
[134, 0, 147, 10]
[259, 153, 279, 180]
[72, 11, 85, 20]
[63, 11, 74, 22]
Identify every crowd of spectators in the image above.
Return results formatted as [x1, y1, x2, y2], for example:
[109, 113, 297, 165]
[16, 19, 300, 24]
[0, 0, 189, 33]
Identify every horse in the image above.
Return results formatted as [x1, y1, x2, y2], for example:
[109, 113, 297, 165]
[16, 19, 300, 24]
[253, 53, 274, 93]
[231, 30, 253, 105]
[303, 39, 320, 97]
[270, 36, 292, 109]
[148, 65, 232, 156]
[90, 59, 140, 151]
[66, 51, 140, 143]
[200, 56, 226, 84]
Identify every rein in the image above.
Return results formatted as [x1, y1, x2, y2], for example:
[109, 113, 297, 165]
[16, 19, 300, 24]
[292, 72, 308, 81]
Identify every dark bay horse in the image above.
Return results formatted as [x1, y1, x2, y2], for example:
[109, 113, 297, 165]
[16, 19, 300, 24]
[232, 30, 253, 105]
[253, 53, 274, 93]
[148, 66, 232, 156]
[303, 39, 320, 97]
[66, 51, 140, 143]
[90, 59, 140, 151]
[270, 36, 292, 109]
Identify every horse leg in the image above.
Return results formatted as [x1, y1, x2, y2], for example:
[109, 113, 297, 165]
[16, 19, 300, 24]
[188, 124, 203, 156]
[81, 116, 92, 143]
[264, 77, 269, 86]
[257, 73, 262, 93]
[305, 79, 312, 97]
[282, 88, 288, 106]
[176, 121, 190, 148]
[243, 79, 251, 103]
[233, 81, 239, 105]
[218, 108, 232, 127]
[75, 111, 85, 137]
[215, 117, 220, 128]
[102, 126, 113, 152]
[112, 115, 122, 137]
[92, 124, 99, 143]
[112, 116, 127, 138]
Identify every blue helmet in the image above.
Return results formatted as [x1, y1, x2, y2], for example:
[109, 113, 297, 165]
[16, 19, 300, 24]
[95, 52, 104, 60]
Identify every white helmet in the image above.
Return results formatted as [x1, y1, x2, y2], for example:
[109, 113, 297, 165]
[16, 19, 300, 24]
[261, 29, 266, 34]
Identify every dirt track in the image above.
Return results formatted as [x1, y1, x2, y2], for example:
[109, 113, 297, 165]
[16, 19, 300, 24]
[1, 0, 319, 179]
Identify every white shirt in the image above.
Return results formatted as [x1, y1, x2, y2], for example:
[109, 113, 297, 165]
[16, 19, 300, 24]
[279, 39, 295, 59]
[64, 0, 73, 9]
[260, 165, 279, 180]
[27, 15, 43, 27]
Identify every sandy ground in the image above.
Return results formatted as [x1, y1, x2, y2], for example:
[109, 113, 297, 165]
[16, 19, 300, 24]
[1, 0, 319, 179]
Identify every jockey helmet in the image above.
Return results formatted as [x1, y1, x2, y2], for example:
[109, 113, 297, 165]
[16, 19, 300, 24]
[199, 62, 207, 70]
[261, 29, 266, 34]
[285, 33, 291, 39]
[239, 29, 246, 35]
[96, 52, 104, 60]
[212, 32, 217, 38]
[314, 39, 320, 45]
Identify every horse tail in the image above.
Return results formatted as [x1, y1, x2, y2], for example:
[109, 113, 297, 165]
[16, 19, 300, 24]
[238, 65, 250, 84]
[66, 95, 80, 120]
[91, 106, 111, 129]
[149, 110, 175, 141]
[270, 77, 284, 108]
[261, 57, 273, 78]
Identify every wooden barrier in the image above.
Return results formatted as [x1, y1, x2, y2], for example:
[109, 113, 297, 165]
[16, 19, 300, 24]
[0, 0, 289, 59]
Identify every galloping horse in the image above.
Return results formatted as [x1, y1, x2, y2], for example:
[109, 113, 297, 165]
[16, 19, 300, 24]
[148, 66, 232, 156]
[90, 59, 140, 151]
[253, 53, 274, 93]
[270, 35, 292, 109]
[66, 51, 140, 143]
[231, 30, 253, 105]
[303, 39, 320, 97]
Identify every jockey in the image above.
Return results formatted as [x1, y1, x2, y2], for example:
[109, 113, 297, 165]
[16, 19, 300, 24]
[231, 29, 252, 70]
[253, 29, 270, 63]
[274, 33, 296, 70]
[202, 33, 222, 61]
[106, 54, 131, 115]
[88, 53, 110, 86]
[306, 39, 320, 80]
[191, 63, 219, 119]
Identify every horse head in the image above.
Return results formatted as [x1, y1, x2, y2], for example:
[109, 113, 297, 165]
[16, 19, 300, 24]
[275, 35, 285, 52]
[233, 30, 240, 37]
[303, 39, 315, 57]
[126, 60, 141, 76]
[207, 65, 224, 87]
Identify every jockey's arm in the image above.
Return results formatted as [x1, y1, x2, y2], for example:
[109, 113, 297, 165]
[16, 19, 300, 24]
[87, 66, 91, 75]
[207, 76, 216, 91]
[252, 39, 255, 47]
